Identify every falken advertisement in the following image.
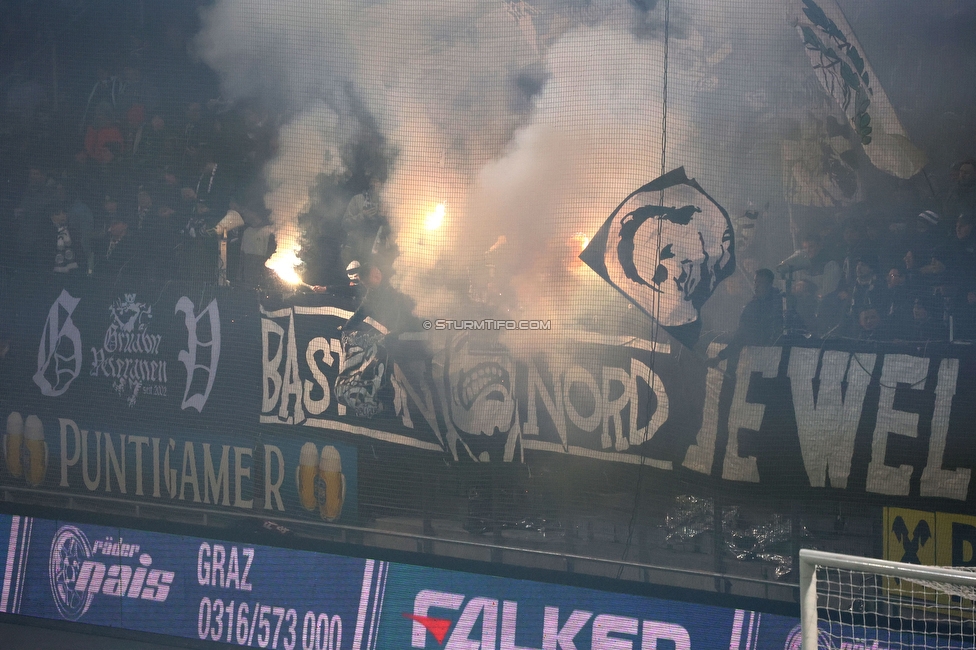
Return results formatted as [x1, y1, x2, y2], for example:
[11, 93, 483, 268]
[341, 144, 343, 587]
[2, 514, 968, 649]
[0, 513, 803, 649]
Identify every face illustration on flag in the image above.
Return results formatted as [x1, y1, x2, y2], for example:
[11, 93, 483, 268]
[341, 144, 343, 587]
[580, 167, 735, 348]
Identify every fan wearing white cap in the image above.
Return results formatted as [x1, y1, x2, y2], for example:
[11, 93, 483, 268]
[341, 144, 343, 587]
[309, 259, 374, 299]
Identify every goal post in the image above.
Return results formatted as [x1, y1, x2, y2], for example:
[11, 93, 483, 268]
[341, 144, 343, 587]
[799, 548, 976, 650]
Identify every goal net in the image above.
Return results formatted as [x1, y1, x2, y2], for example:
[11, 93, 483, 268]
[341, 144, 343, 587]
[799, 549, 976, 650]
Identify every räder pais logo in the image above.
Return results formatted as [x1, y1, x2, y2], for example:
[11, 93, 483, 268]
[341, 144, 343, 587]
[49, 525, 175, 621]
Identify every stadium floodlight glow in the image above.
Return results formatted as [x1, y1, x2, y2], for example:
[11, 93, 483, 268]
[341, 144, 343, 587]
[799, 548, 976, 650]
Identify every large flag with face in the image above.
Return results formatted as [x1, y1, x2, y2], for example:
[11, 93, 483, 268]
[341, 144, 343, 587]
[794, 0, 925, 179]
[579, 167, 735, 349]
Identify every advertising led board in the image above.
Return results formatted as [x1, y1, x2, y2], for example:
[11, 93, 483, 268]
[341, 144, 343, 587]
[0, 514, 804, 649]
[0, 514, 967, 648]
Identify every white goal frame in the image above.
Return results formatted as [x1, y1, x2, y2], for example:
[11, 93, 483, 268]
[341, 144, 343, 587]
[799, 548, 976, 650]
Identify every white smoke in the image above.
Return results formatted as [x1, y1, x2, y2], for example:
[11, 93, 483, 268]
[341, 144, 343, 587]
[263, 105, 345, 282]
[196, 0, 820, 328]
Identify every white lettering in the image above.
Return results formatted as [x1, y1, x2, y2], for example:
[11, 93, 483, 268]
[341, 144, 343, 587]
[601, 367, 635, 451]
[640, 621, 690, 650]
[683, 343, 725, 475]
[261, 317, 285, 412]
[34, 290, 83, 396]
[279, 312, 305, 423]
[788, 349, 875, 488]
[501, 600, 541, 650]
[226, 547, 240, 590]
[142, 569, 174, 602]
[197, 543, 212, 585]
[446, 597, 498, 650]
[241, 548, 254, 592]
[304, 337, 332, 415]
[628, 359, 671, 469]
[176, 297, 221, 412]
[866, 354, 928, 495]
[211, 544, 225, 587]
[723, 347, 781, 482]
[591, 614, 638, 650]
[524, 360, 566, 446]
[920, 358, 969, 499]
[234, 447, 254, 509]
[563, 366, 602, 433]
[412, 590, 464, 648]
[543, 607, 592, 650]
[264, 445, 285, 511]
[60, 418, 81, 487]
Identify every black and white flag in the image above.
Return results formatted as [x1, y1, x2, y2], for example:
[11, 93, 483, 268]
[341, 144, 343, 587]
[579, 167, 735, 348]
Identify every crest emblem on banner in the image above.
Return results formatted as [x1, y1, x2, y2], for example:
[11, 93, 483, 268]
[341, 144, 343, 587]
[579, 167, 735, 348]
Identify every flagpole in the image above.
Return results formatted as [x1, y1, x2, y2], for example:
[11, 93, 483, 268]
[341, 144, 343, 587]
[787, 199, 798, 252]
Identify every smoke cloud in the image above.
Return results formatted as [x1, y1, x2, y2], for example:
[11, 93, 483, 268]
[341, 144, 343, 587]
[194, 0, 864, 332]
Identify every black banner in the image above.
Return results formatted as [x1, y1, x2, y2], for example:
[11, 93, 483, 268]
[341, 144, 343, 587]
[1, 281, 261, 433]
[256, 297, 976, 508]
[2, 284, 976, 511]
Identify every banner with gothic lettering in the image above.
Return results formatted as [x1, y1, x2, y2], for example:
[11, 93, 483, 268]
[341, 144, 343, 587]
[3, 286, 976, 515]
[2, 281, 260, 430]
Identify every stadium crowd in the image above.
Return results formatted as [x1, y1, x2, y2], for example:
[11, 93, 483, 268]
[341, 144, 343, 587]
[1, 59, 281, 289]
[0, 6, 974, 347]
[717, 182, 976, 350]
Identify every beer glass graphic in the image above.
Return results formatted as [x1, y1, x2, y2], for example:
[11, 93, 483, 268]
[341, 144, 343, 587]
[317, 446, 345, 522]
[4, 411, 24, 478]
[295, 443, 345, 521]
[24, 415, 48, 486]
[297, 442, 319, 511]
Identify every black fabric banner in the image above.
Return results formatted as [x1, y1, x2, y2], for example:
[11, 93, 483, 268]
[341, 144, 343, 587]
[2, 283, 975, 511]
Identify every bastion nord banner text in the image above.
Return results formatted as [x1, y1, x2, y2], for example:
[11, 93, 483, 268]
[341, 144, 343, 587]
[3, 282, 976, 512]
[0, 513, 805, 649]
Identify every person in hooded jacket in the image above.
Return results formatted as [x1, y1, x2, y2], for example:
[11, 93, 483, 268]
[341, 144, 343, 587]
[716, 268, 783, 361]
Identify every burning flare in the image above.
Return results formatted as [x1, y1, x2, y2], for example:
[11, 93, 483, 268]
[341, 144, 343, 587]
[425, 203, 446, 231]
[575, 232, 590, 250]
[569, 232, 590, 270]
[265, 246, 305, 286]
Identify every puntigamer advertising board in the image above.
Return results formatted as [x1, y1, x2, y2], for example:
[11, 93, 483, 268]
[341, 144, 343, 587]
[0, 514, 968, 649]
[0, 414, 358, 526]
